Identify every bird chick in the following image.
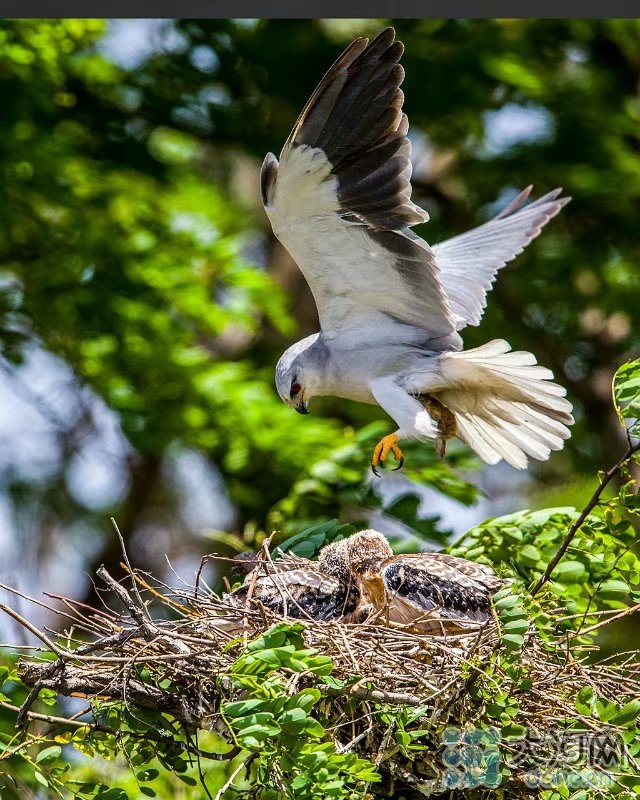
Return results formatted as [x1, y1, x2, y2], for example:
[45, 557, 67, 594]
[334, 530, 504, 634]
[229, 546, 358, 623]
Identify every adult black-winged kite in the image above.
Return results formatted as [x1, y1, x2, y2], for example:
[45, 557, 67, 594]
[262, 28, 573, 474]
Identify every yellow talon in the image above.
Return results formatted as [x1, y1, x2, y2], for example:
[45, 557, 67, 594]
[371, 433, 404, 476]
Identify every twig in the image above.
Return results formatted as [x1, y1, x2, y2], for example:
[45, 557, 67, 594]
[16, 659, 65, 729]
[531, 441, 640, 596]
[213, 754, 253, 800]
[128, 569, 193, 615]
[111, 518, 149, 621]
[96, 567, 152, 634]
[566, 602, 640, 640]
[95, 567, 190, 655]
[0, 701, 240, 761]
[321, 682, 423, 706]
[0, 602, 65, 656]
[1, 700, 92, 729]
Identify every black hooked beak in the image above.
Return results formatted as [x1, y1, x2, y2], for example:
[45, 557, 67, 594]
[295, 398, 309, 414]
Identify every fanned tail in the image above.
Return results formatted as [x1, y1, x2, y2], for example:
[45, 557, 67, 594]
[437, 340, 573, 469]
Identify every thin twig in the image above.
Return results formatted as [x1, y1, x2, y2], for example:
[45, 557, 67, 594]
[128, 568, 193, 615]
[213, 754, 253, 800]
[0, 602, 66, 656]
[111, 518, 150, 622]
[566, 602, 640, 640]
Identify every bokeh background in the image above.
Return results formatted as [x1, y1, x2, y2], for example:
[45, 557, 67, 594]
[1, 18, 639, 638]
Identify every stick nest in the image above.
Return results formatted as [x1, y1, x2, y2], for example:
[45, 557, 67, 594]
[14, 548, 640, 799]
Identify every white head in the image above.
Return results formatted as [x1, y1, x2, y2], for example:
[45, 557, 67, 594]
[275, 333, 328, 415]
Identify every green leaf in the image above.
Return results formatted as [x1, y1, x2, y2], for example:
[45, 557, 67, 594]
[502, 724, 527, 739]
[552, 560, 587, 583]
[575, 686, 596, 715]
[611, 699, 640, 726]
[236, 724, 271, 748]
[224, 699, 266, 717]
[517, 544, 541, 566]
[596, 700, 619, 722]
[502, 619, 529, 634]
[492, 587, 516, 603]
[493, 593, 521, 610]
[278, 707, 308, 733]
[303, 718, 325, 738]
[502, 633, 525, 650]
[232, 712, 280, 735]
[33, 771, 49, 787]
[36, 745, 62, 764]
[39, 687, 58, 707]
[288, 688, 321, 713]
[599, 579, 630, 598]
[177, 775, 198, 786]
[286, 657, 311, 672]
[136, 768, 159, 782]
[614, 358, 640, 423]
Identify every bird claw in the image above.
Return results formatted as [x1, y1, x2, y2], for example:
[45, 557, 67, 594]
[371, 434, 405, 477]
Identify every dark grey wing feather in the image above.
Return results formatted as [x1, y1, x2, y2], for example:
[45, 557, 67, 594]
[262, 28, 456, 341]
[283, 27, 427, 231]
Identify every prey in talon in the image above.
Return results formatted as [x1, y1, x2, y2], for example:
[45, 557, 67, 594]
[265, 28, 573, 475]
[418, 394, 458, 461]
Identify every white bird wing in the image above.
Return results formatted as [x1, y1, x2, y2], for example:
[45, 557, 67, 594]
[432, 186, 571, 329]
[261, 28, 456, 345]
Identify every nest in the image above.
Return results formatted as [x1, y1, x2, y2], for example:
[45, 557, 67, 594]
[11, 545, 640, 799]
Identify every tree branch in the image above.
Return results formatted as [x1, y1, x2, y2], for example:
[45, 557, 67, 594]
[531, 440, 640, 597]
[17, 661, 203, 728]
[0, 701, 240, 762]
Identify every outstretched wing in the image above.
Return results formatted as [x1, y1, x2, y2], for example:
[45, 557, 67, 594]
[380, 553, 503, 625]
[432, 187, 570, 329]
[261, 28, 456, 344]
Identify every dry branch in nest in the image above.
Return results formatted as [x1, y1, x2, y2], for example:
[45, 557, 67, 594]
[6, 543, 640, 800]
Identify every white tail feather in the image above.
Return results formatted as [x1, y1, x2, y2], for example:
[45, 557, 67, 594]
[435, 339, 573, 469]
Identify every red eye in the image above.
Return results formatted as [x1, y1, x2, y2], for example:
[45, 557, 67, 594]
[290, 382, 302, 398]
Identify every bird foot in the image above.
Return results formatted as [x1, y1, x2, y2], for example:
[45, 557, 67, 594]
[371, 433, 404, 477]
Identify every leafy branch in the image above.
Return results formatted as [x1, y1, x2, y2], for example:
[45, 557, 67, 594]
[531, 439, 640, 596]
[531, 357, 640, 596]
